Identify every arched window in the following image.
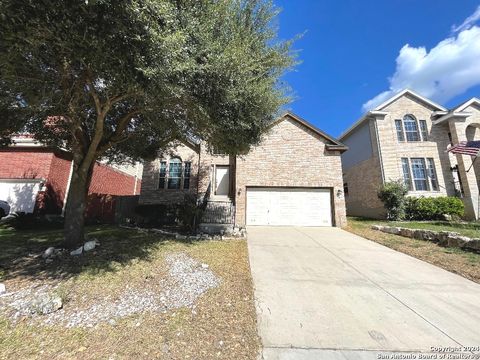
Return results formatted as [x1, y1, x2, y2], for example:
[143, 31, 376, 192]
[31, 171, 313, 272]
[403, 115, 420, 142]
[167, 157, 182, 189]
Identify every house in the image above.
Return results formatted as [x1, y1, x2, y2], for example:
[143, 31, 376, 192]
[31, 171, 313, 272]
[0, 135, 142, 221]
[340, 89, 480, 220]
[139, 112, 348, 230]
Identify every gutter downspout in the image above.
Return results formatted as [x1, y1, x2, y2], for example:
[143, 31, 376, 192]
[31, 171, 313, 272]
[373, 118, 386, 184]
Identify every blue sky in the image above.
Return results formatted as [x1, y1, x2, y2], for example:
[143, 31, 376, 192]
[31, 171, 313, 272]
[275, 0, 480, 138]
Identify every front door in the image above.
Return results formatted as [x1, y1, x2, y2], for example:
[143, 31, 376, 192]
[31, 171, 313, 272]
[215, 166, 230, 196]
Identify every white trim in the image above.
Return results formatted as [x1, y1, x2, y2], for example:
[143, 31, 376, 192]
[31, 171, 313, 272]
[432, 112, 471, 125]
[373, 89, 447, 112]
[339, 111, 387, 140]
[453, 97, 480, 112]
[62, 161, 75, 216]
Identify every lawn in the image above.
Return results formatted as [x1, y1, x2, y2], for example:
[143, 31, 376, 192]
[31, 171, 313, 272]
[345, 217, 480, 284]
[0, 225, 260, 360]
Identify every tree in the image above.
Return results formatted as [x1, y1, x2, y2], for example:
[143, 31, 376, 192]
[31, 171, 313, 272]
[0, 0, 296, 247]
[377, 180, 408, 220]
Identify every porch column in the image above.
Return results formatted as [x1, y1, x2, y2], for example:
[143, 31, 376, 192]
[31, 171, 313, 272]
[448, 120, 480, 220]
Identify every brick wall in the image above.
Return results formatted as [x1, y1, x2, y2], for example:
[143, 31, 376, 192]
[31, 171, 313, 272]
[235, 116, 347, 227]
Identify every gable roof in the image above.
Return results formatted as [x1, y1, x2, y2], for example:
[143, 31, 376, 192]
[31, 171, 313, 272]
[453, 97, 480, 112]
[271, 111, 348, 152]
[373, 89, 447, 112]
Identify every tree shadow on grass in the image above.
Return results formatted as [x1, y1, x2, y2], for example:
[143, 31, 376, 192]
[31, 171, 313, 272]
[0, 225, 198, 284]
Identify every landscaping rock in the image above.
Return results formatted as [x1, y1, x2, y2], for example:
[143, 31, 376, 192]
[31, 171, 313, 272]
[32, 295, 63, 315]
[447, 235, 471, 248]
[175, 234, 187, 240]
[42, 247, 56, 259]
[399, 228, 414, 238]
[0, 283, 6, 295]
[371, 225, 383, 231]
[384, 227, 401, 235]
[70, 246, 83, 256]
[83, 240, 97, 252]
[464, 238, 480, 251]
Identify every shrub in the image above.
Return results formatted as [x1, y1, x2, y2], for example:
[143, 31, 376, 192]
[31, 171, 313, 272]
[404, 196, 464, 220]
[178, 193, 203, 232]
[134, 204, 177, 227]
[377, 180, 408, 220]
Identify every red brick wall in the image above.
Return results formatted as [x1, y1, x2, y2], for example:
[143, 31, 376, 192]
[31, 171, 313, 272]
[0, 149, 53, 179]
[89, 163, 137, 195]
[0, 148, 139, 220]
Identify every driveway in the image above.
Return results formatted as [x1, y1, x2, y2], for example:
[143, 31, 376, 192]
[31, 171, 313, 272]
[247, 226, 480, 359]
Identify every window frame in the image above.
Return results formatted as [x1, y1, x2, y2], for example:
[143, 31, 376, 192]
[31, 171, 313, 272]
[403, 115, 421, 142]
[410, 158, 429, 191]
[395, 119, 405, 142]
[159, 157, 193, 191]
[426, 158, 439, 191]
[401, 158, 413, 191]
[158, 161, 167, 189]
[183, 161, 191, 190]
[167, 157, 183, 190]
[419, 120, 428, 141]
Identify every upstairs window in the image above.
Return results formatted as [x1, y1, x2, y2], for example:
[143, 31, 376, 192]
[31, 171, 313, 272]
[403, 115, 420, 142]
[395, 120, 405, 142]
[159, 161, 167, 189]
[167, 158, 182, 189]
[419, 120, 428, 141]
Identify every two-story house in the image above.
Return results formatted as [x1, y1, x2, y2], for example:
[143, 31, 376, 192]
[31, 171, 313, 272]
[340, 89, 480, 220]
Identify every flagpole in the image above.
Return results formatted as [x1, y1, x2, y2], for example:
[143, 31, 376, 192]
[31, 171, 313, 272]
[466, 151, 480, 173]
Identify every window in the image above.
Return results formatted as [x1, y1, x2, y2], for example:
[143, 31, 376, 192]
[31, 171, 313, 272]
[343, 182, 349, 196]
[411, 158, 429, 191]
[403, 115, 420, 141]
[427, 158, 439, 191]
[167, 158, 182, 189]
[183, 162, 191, 189]
[395, 120, 405, 142]
[159, 161, 167, 189]
[401, 158, 413, 190]
[419, 120, 428, 141]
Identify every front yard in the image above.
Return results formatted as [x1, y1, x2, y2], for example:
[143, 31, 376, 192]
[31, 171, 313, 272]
[0, 226, 260, 359]
[345, 217, 480, 284]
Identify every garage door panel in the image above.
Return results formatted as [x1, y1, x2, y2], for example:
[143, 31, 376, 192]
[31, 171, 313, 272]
[246, 188, 332, 227]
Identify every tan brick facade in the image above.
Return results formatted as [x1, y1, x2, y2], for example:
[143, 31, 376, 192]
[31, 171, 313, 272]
[235, 117, 346, 227]
[341, 90, 480, 220]
[140, 114, 347, 227]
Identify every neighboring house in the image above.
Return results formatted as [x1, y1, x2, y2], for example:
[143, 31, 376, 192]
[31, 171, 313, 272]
[0, 135, 142, 221]
[340, 89, 480, 220]
[139, 112, 348, 229]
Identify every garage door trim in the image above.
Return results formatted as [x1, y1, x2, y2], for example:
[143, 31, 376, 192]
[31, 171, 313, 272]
[245, 186, 335, 227]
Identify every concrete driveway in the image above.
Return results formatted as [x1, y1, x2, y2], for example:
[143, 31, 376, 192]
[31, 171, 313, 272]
[247, 226, 480, 359]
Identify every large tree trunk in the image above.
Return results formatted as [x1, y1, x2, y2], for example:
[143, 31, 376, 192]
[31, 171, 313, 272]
[63, 161, 94, 248]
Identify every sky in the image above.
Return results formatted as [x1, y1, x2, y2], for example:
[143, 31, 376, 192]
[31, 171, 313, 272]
[274, 0, 480, 138]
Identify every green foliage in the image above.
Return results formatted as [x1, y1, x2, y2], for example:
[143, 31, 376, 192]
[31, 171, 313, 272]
[404, 196, 465, 221]
[0, 0, 296, 158]
[377, 180, 408, 220]
[178, 193, 203, 232]
[134, 204, 177, 227]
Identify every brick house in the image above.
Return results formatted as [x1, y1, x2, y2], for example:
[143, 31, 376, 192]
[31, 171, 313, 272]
[340, 89, 480, 220]
[139, 112, 348, 229]
[0, 135, 142, 221]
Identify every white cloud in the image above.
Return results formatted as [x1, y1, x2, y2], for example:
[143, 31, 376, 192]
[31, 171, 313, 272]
[452, 5, 480, 33]
[363, 8, 480, 112]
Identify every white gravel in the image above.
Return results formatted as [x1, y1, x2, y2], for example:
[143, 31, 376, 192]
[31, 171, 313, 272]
[0, 252, 220, 328]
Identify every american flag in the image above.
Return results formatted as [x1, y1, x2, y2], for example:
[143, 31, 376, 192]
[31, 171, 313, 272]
[447, 141, 480, 157]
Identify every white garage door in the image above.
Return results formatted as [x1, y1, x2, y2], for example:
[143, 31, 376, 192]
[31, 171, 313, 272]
[0, 180, 42, 213]
[246, 188, 332, 226]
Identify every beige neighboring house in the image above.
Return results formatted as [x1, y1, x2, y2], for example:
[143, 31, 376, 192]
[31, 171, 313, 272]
[139, 112, 348, 230]
[340, 89, 480, 220]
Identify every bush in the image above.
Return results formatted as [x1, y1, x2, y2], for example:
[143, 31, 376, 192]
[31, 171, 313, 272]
[377, 180, 408, 220]
[0, 212, 64, 230]
[404, 196, 464, 220]
[178, 193, 203, 232]
[134, 204, 178, 227]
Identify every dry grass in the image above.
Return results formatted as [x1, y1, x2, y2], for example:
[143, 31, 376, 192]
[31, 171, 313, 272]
[0, 226, 260, 360]
[345, 218, 480, 284]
